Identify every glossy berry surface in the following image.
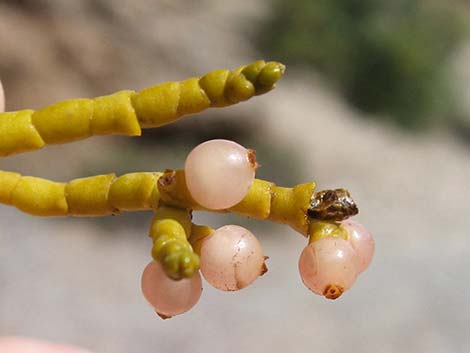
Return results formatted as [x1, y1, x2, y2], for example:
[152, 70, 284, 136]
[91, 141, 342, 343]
[200, 225, 266, 291]
[141, 261, 202, 318]
[185, 139, 256, 210]
[299, 237, 358, 299]
[343, 220, 374, 273]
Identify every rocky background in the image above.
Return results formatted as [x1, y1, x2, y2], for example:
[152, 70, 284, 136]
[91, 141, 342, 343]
[0, 1, 469, 352]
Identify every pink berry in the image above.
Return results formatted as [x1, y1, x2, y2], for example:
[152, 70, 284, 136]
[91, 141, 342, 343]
[185, 139, 256, 210]
[141, 261, 202, 318]
[0, 79, 4, 112]
[342, 220, 374, 273]
[200, 225, 267, 291]
[298, 237, 358, 299]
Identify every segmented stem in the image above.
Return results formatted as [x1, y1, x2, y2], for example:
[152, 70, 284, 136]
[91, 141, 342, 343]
[0, 169, 315, 235]
[149, 207, 201, 280]
[0, 60, 285, 157]
[157, 169, 316, 235]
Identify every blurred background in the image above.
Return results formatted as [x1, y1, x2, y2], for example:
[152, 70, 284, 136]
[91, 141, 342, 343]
[0, 0, 469, 352]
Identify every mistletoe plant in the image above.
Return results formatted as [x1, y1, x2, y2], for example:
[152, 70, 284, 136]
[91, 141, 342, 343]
[0, 61, 374, 319]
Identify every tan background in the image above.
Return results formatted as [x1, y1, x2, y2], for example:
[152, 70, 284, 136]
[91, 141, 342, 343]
[0, 1, 469, 352]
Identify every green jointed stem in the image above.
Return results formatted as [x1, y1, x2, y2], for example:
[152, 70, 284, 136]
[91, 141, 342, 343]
[0, 60, 285, 157]
[0, 168, 316, 280]
[149, 207, 200, 280]
[0, 169, 315, 235]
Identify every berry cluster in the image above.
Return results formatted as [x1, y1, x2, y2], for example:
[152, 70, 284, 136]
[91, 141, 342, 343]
[141, 139, 374, 318]
[0, 64, 373, 321]
[299, 220, 374, 299]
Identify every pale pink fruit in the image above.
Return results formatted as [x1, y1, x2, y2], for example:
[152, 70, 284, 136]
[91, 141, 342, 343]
[299, 237, 358, 299]
[343, 220, 374, 272]
[200, 225, 266, 291]
[185, 139, 256, 210]
[141, 261, 202, 318]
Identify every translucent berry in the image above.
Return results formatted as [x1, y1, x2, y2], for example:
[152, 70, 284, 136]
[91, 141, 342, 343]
[342, 220, 374, 273]
[141, 261, 202, 318]
[200, 225, 267, 291]
[185, 139, 256, 210]
[299, 237, 358, 299]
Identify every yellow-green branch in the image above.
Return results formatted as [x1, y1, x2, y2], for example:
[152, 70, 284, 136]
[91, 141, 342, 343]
[149, 207, 200, 280]
[148, 206, 219, 280]
[0, 60, 285, 157]
[0, 169, 315, 236]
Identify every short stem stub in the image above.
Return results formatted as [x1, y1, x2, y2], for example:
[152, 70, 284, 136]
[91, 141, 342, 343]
[156, 311, 172, 320]
[323, 284, 344, 300]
